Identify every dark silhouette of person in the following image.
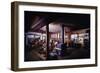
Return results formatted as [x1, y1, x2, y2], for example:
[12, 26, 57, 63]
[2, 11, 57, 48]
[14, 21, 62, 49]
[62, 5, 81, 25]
[61, 42, 68, 58]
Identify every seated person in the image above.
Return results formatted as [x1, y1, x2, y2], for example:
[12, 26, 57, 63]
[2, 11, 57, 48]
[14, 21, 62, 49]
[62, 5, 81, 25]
[56, 41, 62, 49]
[47, 42, 60, 60]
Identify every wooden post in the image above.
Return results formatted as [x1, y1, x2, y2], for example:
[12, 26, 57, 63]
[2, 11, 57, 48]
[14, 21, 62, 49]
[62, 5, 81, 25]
[46, 24, 49, 60]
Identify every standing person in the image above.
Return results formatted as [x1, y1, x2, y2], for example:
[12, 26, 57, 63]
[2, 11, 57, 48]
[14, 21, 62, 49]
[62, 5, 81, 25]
[61, 42, 68, 58]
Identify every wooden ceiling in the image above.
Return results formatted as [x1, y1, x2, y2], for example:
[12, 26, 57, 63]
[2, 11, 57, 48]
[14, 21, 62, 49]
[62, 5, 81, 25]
[24, 11, 90, 32]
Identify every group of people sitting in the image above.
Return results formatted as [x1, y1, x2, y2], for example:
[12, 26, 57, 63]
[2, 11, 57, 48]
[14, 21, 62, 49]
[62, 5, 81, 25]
[25, 38, 90, 61]
[48, 39, 90, 60]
